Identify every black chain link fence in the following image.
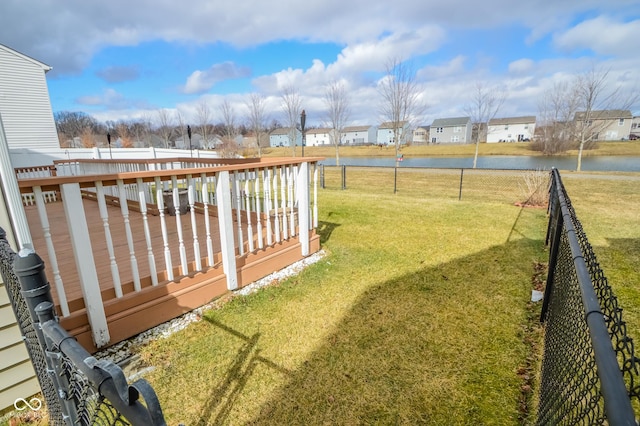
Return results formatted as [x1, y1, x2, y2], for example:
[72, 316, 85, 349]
[0, 228, 65, 425]
[0, 227, 166, 425]
[319, 165, 548, 204]
[538, 169, 640, 425]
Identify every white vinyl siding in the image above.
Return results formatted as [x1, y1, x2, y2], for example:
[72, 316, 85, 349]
[0, 46, 59, 150]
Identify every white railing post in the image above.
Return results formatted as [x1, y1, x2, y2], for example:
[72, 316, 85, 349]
[297, 162, 310, 256]
[201, 173, 215, 267]
[137, 178, 158, 286]
[155, 177, 174, 281]
[216, 171, 238, 290]
[187, 175, 202, 271]
[95, 182, 123, 297]
[60, 182, 110, 347]
[33, 186, 69, 316]
[117, 179, 141, 291]
[313, 162, 318, 228]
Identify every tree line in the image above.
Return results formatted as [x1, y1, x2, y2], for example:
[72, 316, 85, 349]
[55, 61, 636, 170]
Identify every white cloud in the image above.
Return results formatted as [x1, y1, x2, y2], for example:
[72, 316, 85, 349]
[508, 58, 534, 74]
[554, 16, 640, 56]
[182, 62, 251, 94]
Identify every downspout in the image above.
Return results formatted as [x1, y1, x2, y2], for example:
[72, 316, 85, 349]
[0, 112, 33, 249]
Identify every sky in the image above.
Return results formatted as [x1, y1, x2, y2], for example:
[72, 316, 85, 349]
[2, 0, 640, 129]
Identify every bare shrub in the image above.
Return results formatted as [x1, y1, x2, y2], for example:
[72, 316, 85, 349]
[519, 169, 550, 207]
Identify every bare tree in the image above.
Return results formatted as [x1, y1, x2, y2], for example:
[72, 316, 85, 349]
[464, 81, 505, 168]
[536, 81, 580, 154]
[54, 111, 99, 146]
[195, 100, 213, 150]
[378, 57, 425, 162]
[246, 92, 268, 157]
[219, 99, 237, 144]
[156, 109, 174, 149]
[323, 80, 351, 166]
[574, 67, 637, 171]
[281, 84, 302, 156]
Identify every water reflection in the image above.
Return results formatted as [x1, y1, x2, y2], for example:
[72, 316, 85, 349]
[320, 155, 640, 172]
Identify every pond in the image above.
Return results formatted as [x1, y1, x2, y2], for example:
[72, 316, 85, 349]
[319, 155, 640, 172]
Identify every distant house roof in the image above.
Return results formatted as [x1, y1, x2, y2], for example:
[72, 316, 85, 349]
[0, 43, 52, 72]
[574, 110, 633, 121]
[343, 125, 373, 132]
[307, 127, 331, 135]
[270, 128, 291, 136]
[431, 117, 471, 127]
[378, 121, 408, 129]
[488, 116, 536, 126]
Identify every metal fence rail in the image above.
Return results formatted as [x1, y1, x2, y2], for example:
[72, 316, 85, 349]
[0, 227, 166, 426]
[538, 169, 639, 425]
[319, 165, 546, 204]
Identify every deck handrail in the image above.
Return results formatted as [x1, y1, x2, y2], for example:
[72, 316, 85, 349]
[15, 158, 321, 349]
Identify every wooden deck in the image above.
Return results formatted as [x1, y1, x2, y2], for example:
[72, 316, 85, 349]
[23, 198, 320, 353]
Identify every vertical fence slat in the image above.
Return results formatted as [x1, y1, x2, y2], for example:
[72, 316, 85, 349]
[137, 178, 158, 286]
[201, 173, 215, 267]
[264, 168, 273, 246]
[187, 175, 202, 271]
[96, 181, 123, 298]
[155, 177, 174, 281]
[117, 179, 141, 292]
[245, 170, 254, 253]
[33, 186, 69, 316]
[171, 176, 189, 276]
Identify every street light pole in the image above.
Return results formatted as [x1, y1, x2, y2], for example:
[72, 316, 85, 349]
[300, 110, 306, 157]
[187, 125, 192, 157]
[107, 133, 112, 159]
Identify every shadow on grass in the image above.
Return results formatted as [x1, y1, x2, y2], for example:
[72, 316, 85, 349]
[189, 236, 545, 424]
[195, 318, 293, 425]
[316, 220, 340, 244]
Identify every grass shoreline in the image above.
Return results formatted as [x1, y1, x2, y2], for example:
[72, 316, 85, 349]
[259, 141, 640, 158]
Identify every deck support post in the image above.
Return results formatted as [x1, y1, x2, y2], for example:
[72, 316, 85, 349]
[60, 182, 110, 347]
[216, 171, 238, 290]
[297, 162, 310, 257]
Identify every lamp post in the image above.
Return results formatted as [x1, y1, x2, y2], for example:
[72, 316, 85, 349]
[187, 125, 192, 157]
[300, 110, 306, 157]
[107, 133, 112, 159]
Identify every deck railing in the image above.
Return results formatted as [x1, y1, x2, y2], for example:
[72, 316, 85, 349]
[15, 157, 321, 349]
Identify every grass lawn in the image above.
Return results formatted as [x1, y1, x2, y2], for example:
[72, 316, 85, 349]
[139, 172, 551, 425]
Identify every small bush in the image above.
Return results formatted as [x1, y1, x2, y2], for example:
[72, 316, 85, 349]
[519, 169, 550, 207]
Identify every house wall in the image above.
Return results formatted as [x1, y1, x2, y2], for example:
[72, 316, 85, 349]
[342, 128, 376, 145]
[376, 125, 407, 145]
[487, 123, 536, 143]
[270, 134, 290, 147]
[306, 131, 331, 146]
[587, 118, 633, 141]
[631, 117, 640, 137]
[0, 47, 59, 153]
[431, 125, 470, 143]
[597, 118, 632, 140]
